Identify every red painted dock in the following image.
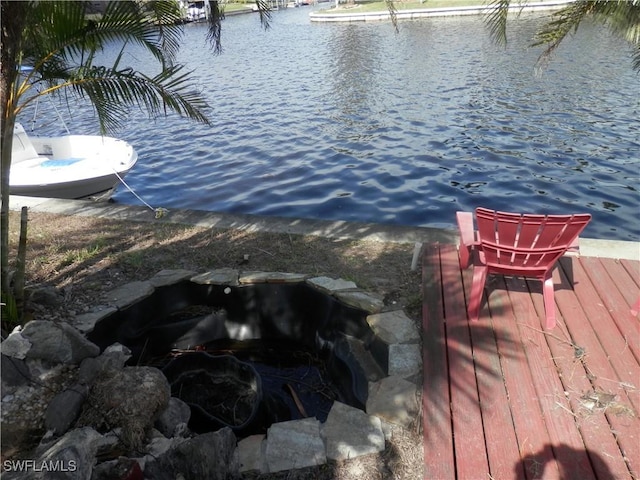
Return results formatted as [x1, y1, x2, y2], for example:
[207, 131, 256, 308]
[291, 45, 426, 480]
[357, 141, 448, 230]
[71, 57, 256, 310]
[422, 244, 639, 479]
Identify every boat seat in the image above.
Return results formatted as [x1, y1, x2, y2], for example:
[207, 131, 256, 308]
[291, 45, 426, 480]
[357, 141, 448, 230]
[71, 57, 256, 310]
[12, 123, 44, 164]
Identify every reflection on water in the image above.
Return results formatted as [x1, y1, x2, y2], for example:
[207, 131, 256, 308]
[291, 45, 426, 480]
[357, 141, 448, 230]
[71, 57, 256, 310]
[18, 9, 639, 240]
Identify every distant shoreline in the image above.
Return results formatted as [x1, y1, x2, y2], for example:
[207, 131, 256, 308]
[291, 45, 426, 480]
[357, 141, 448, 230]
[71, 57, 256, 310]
[309, 0, 574, 22]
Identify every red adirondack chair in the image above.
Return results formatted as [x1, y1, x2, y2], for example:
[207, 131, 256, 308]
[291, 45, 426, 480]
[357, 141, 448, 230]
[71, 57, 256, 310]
[457, 208, 592, 329]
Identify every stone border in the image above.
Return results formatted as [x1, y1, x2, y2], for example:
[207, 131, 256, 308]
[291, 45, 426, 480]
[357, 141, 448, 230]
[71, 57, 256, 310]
[77, 268, 422, 474]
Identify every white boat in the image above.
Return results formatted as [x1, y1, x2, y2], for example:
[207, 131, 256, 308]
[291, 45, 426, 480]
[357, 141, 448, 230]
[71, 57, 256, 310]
[10, 123, 138, 199]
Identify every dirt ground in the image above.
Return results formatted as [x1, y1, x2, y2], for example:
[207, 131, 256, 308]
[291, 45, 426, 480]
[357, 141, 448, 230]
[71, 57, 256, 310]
[5, 209, 425, 479]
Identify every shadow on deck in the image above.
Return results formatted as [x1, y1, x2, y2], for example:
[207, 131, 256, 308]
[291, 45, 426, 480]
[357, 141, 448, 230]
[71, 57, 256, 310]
[421, 243, 639, 479]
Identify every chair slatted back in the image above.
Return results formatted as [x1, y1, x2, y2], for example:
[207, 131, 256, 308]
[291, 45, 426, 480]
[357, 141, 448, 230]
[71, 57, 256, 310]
[475, 207, 591, 270]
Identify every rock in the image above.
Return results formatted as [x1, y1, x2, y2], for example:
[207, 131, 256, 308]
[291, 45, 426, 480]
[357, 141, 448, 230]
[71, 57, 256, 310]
[307, 276, 357, 294]
[1, 354, 31, 396]
[150, 269, 197, 288]
[334, 290, 384, 313]
[3, 427, 103, 480]
[366, 376, 420, 429]
[1, 363, 78, 458]
[239, 271, 307, 283]
[143, 429, 184, 459]
[1, 330, 32, 359]
[265, 418, 326, 473]
[78, 343, 132, 385]
[388, 344, 421, 378]
[144, 428, 239, 480]
[21, 320, 100, 364]
[367, 310, 420, 344]
[72, 307, 118, 335]
[44, 384, 89, 436]
[91, 457, 143, 480]
[76, 366, 170, 450]
[321, 401, 385, 461]
[155, 397, 191, 438]
[191, 269, 239, 286]
[103, 281, 154, 309]
[237, 434, 266, 473]
[28, 285, 64, 306]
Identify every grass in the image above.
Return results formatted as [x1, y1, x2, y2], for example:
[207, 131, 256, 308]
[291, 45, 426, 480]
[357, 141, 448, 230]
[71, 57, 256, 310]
[319, 0, 489, 13]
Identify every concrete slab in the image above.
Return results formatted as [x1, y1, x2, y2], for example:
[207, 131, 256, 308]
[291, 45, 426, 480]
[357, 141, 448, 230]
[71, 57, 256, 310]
[10, 196, 638, 259]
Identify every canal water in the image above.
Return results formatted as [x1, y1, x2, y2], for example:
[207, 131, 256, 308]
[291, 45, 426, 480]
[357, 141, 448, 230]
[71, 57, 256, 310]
[20, 7, 640, 240]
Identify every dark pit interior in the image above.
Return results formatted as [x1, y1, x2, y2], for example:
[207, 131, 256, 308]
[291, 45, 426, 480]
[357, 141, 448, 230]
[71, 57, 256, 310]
[88, 279, 385, 437]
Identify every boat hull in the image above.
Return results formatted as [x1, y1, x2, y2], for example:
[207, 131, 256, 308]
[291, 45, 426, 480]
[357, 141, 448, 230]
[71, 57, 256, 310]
[10, 125, 138, 199]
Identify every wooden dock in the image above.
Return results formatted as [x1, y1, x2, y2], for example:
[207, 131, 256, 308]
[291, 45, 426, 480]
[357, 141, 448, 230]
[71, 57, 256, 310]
[422, 243, 639, 479]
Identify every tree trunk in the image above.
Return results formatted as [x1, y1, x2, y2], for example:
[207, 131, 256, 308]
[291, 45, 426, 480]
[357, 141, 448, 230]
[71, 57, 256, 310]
[1, 1, 28, 296]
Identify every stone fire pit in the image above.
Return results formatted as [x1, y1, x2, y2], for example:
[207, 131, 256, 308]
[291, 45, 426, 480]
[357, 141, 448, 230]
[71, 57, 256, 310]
[1, 269, 421, 478]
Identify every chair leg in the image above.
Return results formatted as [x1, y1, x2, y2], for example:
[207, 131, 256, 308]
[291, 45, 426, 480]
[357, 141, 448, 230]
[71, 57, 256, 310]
[542, 272, 556, 329]
[467, 266, 488, 322]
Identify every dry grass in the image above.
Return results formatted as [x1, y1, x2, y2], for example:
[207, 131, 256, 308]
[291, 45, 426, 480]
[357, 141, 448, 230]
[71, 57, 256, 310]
[7, 211, 423, 323]
[5, 209, 425, 478]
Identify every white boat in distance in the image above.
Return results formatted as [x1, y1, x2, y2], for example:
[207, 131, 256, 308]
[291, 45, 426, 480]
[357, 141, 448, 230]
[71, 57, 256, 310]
[10, 123, 138, 199]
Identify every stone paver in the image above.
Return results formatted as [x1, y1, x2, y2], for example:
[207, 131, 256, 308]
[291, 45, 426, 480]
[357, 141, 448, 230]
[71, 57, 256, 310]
[322, 402, 385, 461]
[366, 376, 420, 428]
[103, 281, 154, 309]
[265, 418, 326, 473]
[191, 268, 239, 286]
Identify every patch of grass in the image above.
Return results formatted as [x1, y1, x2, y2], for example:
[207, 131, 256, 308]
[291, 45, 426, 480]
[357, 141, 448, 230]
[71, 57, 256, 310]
[59, 237, 109, 267]
[323, 0, 485, 13]
[119, 250, 147, 269]
[1, 293, 20, 333]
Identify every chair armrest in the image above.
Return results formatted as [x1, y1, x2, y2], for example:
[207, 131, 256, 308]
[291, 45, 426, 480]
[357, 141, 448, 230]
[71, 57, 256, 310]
[456, 211, 476, 246]
[456, 211, 476, 269]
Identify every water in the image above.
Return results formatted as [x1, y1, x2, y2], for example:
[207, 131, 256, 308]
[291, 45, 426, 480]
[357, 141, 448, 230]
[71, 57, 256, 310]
[20, 8, 640, 240]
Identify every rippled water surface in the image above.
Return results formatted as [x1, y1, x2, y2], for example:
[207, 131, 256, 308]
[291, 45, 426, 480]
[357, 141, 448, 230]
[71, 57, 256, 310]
[22, 8, 640, 240]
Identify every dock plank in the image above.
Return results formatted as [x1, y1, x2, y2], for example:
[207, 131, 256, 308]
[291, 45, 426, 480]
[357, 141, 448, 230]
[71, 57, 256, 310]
[422, 244, 456, 479]
[421, 245, 639, 479]
[439, 245, 489, 479]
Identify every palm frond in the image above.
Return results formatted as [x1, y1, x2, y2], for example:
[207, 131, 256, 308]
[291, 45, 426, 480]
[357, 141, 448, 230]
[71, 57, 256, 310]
[66, 65, 211, 133]
[533, 1, 640, 72]
[484, 0, 512, 46]
[254, 0, 273, 32]
[385, 0, 399, 33]
[207, 0, 226, 54]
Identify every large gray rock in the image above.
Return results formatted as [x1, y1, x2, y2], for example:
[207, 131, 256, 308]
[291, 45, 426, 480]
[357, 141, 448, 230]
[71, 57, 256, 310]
[1, 354, 31, 396]
[155, 397, 191, 438]
[21, 321, 99, 364]
[76, 366, 170, 450]
[45, 384, 89, 436]
[78, 343, 131, 386]
[3, 427, 103, 480]
[0, 330, 32, 360]
[144, 428, 239, 480]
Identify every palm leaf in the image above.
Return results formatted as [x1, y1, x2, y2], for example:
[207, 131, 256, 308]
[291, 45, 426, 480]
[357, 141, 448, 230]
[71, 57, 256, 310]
[484, 0, 512, 46]
[533, 1, 640, 71]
